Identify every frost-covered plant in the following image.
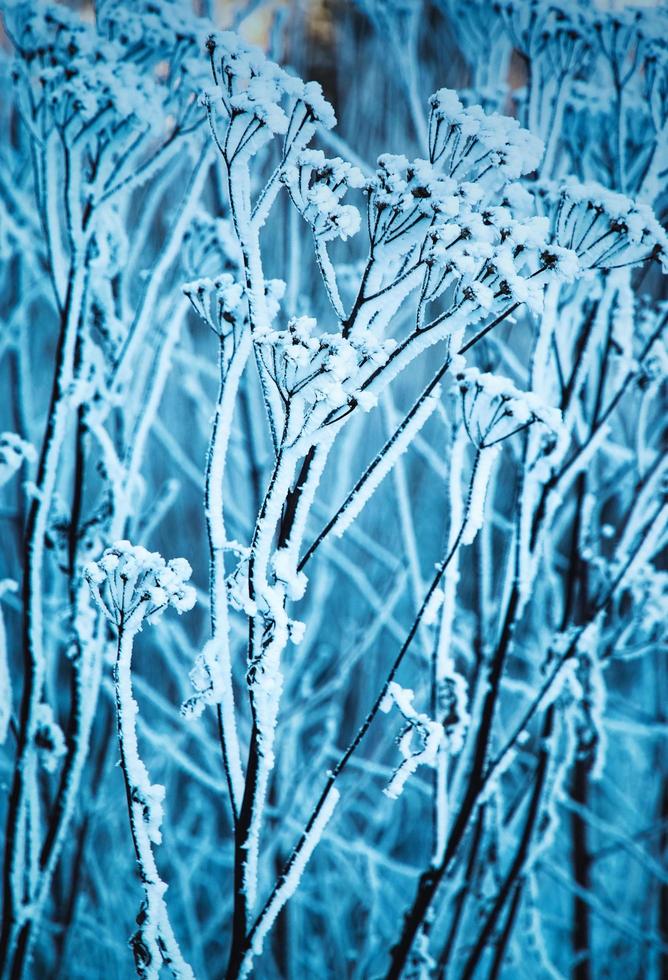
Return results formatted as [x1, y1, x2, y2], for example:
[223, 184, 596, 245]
[1, 1, 667, 979]
[85, 543, 195, 978]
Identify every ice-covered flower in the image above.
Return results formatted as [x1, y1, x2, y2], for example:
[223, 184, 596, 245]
[256, 314, 394, 426]
[8, 3, 164, 136]
[456, 367, 569, 458]
[184, 273, 245, 337]
[370, 155, 460, 227]
[284, 151, 364, 242]
[428, 89, 543, 184]
[549, 178, 668, 273]
[184, 274, 285, 339]
[299, 80, 337, 130]
[204, 32, 336, 162]
[84, 541, 196, 631]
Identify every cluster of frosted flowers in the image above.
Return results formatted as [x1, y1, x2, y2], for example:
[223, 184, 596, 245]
[548, 178, 668, 273]
[256, 315, 395, 420]
[99, 0, 213, 111]
[98, 0, 204, 54]
[371, 155, 461, 221]
[427, 206, 562, 315]
[283, 151, 365, 242]
[7, 3, 164, 134]
[380, 683, 443, 800]
[362, 100, 577, 319]
[428, 88, 544, 184]
[456, 366, 569, 455]
[184, 273, 284, 339]
[84, 542, 196, 630]
[204, 32, 335, 160]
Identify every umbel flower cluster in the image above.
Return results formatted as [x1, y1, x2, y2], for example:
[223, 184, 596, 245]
[84, 542, 196, 631]
[0, 1, 667, 979]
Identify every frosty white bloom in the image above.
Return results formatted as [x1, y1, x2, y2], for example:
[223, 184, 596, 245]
[456, 367, 569, 456]
[283, 151, 364, 242]
[551, 177, 668, 273]
[255, 313, 394, 433]
[88, 538, 196, 978]
[205, 32, 336, 165]
[299, 80, 337, 130]
[183, 272, 247, 337]
[369, 155, 460, 245]
[429, 89, 543, 183]
[84, 541, 196, 632]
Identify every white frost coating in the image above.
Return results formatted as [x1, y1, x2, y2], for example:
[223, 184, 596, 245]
[285, 437, 335, 565]
[461, 444, 501, 545]
[0, 580, 18, 744]
[380, 683, 443, 799]
[544, 424, 611, 530]
[429, 88, 544, 182]
[432, 430, 469, 863]
[554, 177, 668, 273]
[194, 328, 252, 816]
[435, 432, 469, 736]
[239, 444, 308, 912]
[422, 587, 445, 627]
[331, 389, 441, 539]
[240, 787, 341, 977]
[272, 549, 308, 600]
